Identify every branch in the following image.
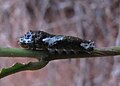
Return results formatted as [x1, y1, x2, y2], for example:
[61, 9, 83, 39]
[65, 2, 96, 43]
[0, 46, 120, 79]
[0, 47, 120, 60]
[0, 48, 49, 79]
[0, 48, 48, 59]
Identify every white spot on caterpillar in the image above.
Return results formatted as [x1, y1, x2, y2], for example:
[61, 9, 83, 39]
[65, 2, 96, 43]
[80, 40, 94, 50]
[42, 36, 64, 46]
[19, 31, 33, 44]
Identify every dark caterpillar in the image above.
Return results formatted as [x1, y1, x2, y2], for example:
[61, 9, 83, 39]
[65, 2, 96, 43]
[18, 30, 94, 54]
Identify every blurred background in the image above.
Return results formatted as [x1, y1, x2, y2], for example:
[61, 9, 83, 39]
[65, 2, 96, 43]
[0, 0, 119, 86]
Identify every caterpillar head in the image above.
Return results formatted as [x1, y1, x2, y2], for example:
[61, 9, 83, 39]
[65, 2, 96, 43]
[18, 30, 51, 49]
[18, 31, 34, 49]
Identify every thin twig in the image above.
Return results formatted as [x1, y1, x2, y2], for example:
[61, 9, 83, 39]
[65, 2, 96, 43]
[0, 47, 120, 60]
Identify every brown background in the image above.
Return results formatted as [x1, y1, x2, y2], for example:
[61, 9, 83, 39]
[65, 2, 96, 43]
[0, 0, 120, 86]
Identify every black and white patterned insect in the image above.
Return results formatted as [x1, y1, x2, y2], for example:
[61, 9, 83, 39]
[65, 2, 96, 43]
[18, 30, 94, 54]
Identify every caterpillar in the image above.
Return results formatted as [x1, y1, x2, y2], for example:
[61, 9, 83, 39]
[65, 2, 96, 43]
[18, 30, 94, 55]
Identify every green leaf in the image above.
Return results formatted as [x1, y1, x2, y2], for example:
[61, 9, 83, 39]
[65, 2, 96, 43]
[0, 60, 48, 79]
